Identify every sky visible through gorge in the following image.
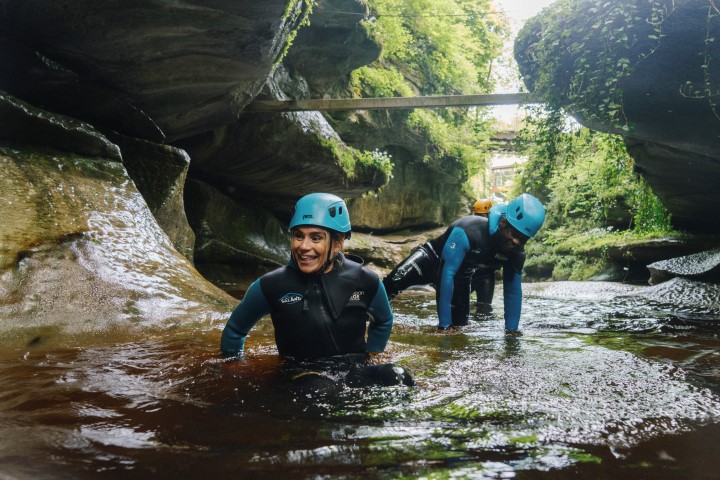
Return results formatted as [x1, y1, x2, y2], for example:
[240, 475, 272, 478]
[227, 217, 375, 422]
[495, 0, 558, 28]
[491, 0, 558, 122]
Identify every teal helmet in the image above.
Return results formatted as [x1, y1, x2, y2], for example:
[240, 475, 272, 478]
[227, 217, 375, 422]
[505, 193, 545, 238]
[488, 204, 505, 235]
[289, 193, 351, 238]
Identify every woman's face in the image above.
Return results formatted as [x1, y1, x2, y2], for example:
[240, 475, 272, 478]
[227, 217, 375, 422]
[291, 226, 342, 274]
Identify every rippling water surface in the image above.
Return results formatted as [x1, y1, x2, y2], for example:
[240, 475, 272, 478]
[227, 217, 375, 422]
[2, 279, 720, 479]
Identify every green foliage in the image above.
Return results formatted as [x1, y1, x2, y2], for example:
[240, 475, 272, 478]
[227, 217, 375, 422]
[515, 107, 675, 280]
[512, 106, 575, 203]
[631, 175, 674, 233]
[318, 135, 394, 181]
[516, 0, 684, 129]
[515, 107, 672, 235]
[356, 148, 395, 179]
[349, 0, 509, 192]
[361, 0, 507, 95]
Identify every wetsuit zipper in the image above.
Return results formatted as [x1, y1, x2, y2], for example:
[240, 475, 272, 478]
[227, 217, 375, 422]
[314, 283, 341, 354]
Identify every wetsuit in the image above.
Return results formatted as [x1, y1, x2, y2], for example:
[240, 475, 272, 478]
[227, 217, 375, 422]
[471, 269, 495, 314]
[221, 253, 393, 360]
[383, 215, 525, 330]
[470, 213, 495, 315]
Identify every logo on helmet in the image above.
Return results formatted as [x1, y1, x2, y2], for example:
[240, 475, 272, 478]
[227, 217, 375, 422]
[302, 214, 313, 220]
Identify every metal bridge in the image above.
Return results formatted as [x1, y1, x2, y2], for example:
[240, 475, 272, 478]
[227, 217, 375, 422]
[245, 92, 537, 112]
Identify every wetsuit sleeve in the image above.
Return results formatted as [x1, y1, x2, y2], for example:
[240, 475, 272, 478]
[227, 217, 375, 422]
[503, 265, 522, 331]
[437, 227, 471, 328]
[220, 279, 271, 357]
[366, 279, 393, 352]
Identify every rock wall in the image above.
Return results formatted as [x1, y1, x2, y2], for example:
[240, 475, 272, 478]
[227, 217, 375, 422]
[0, 0, 459, 339]
[0, 96, 235, 345]
[515, 0, 720, 232]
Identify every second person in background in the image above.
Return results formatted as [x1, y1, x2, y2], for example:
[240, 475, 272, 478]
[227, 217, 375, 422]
[383, 193, 545, 333]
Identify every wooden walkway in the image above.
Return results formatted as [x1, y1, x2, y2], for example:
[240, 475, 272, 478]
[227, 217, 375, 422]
[245, 92, 537, 112]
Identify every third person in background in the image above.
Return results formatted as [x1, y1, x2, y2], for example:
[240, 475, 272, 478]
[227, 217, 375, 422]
[470, 199, 496, 315]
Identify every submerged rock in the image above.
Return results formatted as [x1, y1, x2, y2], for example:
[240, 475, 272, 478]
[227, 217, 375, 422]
[648, 248, 720, 284]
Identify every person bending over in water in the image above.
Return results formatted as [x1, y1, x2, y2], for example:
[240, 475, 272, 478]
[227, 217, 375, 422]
[221, 192, 413, 387]
[383, 193, 545, 334]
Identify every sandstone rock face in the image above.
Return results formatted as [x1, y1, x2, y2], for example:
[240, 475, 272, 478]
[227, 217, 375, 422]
[0, 0, 311, 141]
[184, 179, 290, 275]
[515, 0, 720, 232]
[0, 104, 235, 344]
[284, 0, 381, 94]
[107, 132, 196, 261]
[0, 91, 122, 161]
[178, 67, 390, 220]
[0, 0, 469, 342]
[0, 0, 391, 267]
[331, 110, 467, 231]
[280, 0, 467, 230]
[647, 248, 720, 284]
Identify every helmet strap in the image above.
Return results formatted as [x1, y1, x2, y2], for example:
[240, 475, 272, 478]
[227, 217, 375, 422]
[319, 237, 334, 273]
[312, 235, 338, 275]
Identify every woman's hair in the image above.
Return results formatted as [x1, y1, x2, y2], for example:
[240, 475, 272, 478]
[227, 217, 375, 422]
[330, 231, 346, 244]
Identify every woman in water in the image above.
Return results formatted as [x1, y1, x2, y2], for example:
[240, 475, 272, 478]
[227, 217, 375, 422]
[221, 192, 412, 387]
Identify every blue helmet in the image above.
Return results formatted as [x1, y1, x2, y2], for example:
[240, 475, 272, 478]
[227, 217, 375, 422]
[289, 193, 351, 238]
[488, 204, 505, 235]
[505, 193, 545, 238]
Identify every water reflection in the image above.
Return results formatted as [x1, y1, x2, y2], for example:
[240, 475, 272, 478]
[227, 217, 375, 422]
[1, 281, 720, 478]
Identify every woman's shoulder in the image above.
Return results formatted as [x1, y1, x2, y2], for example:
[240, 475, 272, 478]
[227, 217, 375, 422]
[341, 253, 381, 284]
[259, 265, 298, 284]
[342, 252, 365, 267]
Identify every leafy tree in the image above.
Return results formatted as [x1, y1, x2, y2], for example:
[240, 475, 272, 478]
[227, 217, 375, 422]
[515, 107, 672, 235]
[350, 0, 509, 189]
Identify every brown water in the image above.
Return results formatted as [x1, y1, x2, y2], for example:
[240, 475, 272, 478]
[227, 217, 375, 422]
[2, 280, 720, 479]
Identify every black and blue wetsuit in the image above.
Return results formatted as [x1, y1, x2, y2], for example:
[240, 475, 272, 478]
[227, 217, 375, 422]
[384, 214, 525, 330]
[221, 253, 393, 360]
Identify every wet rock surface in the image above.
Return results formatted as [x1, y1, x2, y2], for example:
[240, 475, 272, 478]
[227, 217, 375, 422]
[0, 144, 235, 344]
[648, 248, 720, 284]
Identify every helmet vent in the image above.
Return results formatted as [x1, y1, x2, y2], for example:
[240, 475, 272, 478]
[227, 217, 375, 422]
[328, 206, 336, 217]
[516, 212, 524, 220]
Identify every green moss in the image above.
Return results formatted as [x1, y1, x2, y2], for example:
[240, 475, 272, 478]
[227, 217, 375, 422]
[317, 136, 393, 182]
[508, 434, 539, 446]
[275, 1, 316, 67]
[568, 452, 603, 464]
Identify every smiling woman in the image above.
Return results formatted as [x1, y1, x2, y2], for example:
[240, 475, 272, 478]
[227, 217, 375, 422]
[287, 193, 351, 275]
[220, 193, 412, 387]
[290, 227, 343, 274]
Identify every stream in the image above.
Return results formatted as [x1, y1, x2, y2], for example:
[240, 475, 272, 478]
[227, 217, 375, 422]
[1, 278, 720, 479]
